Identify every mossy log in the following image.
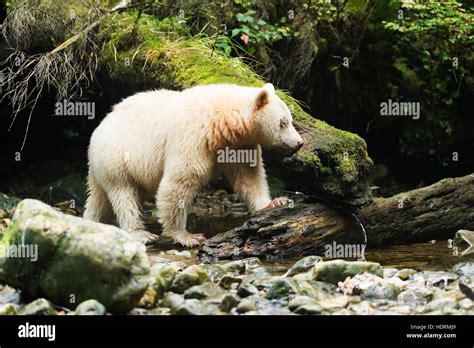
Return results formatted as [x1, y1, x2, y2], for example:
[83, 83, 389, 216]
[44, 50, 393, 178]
[199, 174, 474, 260]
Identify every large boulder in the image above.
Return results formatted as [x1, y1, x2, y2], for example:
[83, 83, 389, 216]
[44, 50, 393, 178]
[0, 199, 150, 313]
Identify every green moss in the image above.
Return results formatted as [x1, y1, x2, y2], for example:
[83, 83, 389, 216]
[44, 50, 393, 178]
[297, 150, 322, 168]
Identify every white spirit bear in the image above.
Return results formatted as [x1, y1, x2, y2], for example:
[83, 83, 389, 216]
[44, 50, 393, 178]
[84, 83, 304, 247]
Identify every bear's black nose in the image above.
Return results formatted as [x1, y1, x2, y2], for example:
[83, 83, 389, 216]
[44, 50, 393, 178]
[297, 140, 304, 149]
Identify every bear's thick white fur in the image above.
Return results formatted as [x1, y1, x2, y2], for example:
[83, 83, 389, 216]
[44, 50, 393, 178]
[84, 83, 304, 247]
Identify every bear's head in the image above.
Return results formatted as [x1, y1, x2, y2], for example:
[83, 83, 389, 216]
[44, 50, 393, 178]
[253, 83, 304, 155]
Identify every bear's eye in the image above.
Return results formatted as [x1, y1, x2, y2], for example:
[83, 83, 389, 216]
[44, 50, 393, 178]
[280, 119, 288, 129]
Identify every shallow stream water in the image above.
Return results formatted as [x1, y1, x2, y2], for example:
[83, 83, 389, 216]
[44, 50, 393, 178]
[144, 197, 474, 274]
[147, 227, 474, 275]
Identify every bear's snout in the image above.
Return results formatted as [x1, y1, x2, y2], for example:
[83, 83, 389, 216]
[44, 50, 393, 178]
[289, 139, 304, 154]
[296, 139, 304, 150]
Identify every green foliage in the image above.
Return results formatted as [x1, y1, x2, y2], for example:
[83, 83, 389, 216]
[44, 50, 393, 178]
[230, 8, 298, 54]
[380, 0, 473, 165]
[293, 0, 473, 178]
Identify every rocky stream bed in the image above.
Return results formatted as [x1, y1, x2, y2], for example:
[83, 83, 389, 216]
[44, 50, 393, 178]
[0, 195, 473, 316]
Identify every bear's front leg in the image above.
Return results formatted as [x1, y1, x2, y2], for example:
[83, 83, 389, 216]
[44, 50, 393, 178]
[222, 146, 292, 211]
[222, 146, 272, 211]
[156, 171, 208, 248]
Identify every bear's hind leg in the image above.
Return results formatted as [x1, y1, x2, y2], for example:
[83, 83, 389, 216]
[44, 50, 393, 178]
[107, 185, 160, 245]
[156, 174, 206, 248]
[84, 175, 113, 223]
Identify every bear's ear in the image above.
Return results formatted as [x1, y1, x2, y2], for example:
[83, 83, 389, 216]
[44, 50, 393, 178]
[255, 83, 274, 110]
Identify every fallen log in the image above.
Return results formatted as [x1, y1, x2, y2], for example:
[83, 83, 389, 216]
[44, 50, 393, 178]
[199, 174, 474, 260]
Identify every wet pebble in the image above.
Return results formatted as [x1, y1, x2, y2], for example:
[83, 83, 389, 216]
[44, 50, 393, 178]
[363, 283, 400, 300]
[19, 298, 57, 315]
[394, 268, 417, 281]
[285, 255, 322, 277]
[452, 262, 474, 278]
[0, 285, 21, 304]
[293, 303, 324, 315]
[424, 298, 458, 313]
[413, 271, 458, 287]
[458, 276, 473, 300]
[171, 299, 223, 315]
[170, 265, 211, 293]
[218, 275, 243, 289]
[458, 298, 472, 310]
[236, 298, 257, 313]
[159, 292, 185, 309]
[184, 282, 225, 300]
[75, 299, 107, 315]
[219, 293, 240, 312]
[222, 260, 246, 274]
[237, 282, 259, 298]
[397, 290, 427, 306]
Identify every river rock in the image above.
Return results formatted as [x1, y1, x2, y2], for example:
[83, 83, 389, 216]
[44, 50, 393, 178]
[159, 292, 185, 309]
[452, 262, 474, 278]
[459, 276, 473, 300]
[413, 271, 458, 287]
[75, 299, 107, 315]
[222, 260, 246, 274]
[458, 298, 472, 310]
[236, 298, 257, 313]
[247, 266, 271, 281]
[19, 298, 57, 315]
[218, 274, 244, 289]
[170, 265, 211, 293]
[184, 282, 225, 300]
[201, 264, 227, 282]
[237, 282, 259, 298]
[236, 296, 290, 315]
[397, 290, 427, 306]
[218, 293, 240, 312]
[348, 301, 373, 315]
[293, 303, 324, 315]
[337, 272, 384, 295]
[293, 294, 350, 314]
[363, 282, 400, 300]
[265, 278, 299, 300]
[140, 264, 180, 307]
[0, 199, 150, 313]
[424, 298, 458, 314]
[171, 299, 223, 315]
[312, 260, 383, 284]
[319, 295, 349, 310]
[0, 303, 18, 315]
[285, 255, 322, 277]
[383, 268, 399, 278]
[0, 284, 21, 304]
[288, 295, 318, 311]
[395, 268, 418, 281]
